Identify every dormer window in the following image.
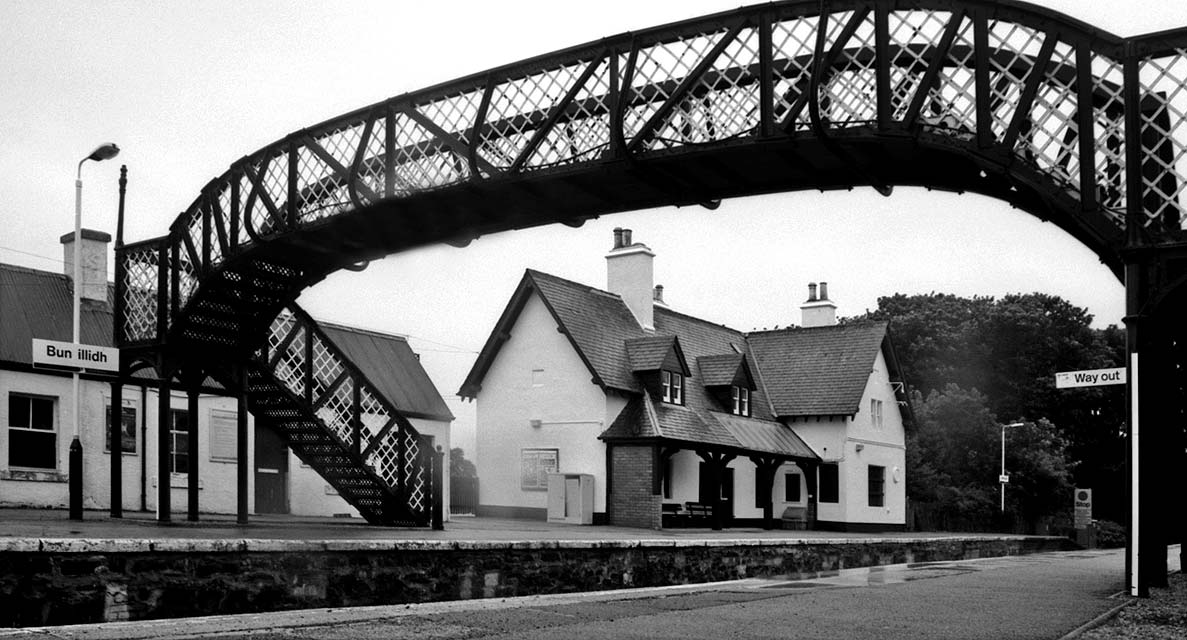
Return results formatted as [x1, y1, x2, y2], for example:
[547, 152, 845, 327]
[661, 370, 684, 405]
[731, 386, 750, 416]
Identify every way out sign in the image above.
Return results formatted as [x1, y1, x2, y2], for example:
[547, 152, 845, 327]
[1054, 367, 1126, 389]
[32, 338, 118, 373]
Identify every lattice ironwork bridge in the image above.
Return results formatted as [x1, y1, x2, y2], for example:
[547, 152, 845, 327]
[112, 0, 1186, 594]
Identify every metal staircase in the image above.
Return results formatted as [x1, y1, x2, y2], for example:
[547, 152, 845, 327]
[244, 306, 431, 526]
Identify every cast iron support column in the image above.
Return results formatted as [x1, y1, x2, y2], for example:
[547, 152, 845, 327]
[237, 366, 249, 525]
[432, 445, 445, 530]
[109, 380, 123, 517]
[156, 364, 172, 522]
[187, 382, 200, 521]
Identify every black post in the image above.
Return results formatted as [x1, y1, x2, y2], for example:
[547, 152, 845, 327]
[187, 383, 200, 521]
[68, 436, 83, 520]
[710, 458, 723, 532]
[110, 381, 123, 517]
[157, 364, 172, 522]
[111, 164, 128, 519]
[432, 445, 445, 531]
[237, 365, 249, 525]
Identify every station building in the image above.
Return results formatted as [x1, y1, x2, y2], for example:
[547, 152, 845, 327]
[460, 229, 910, 530]
[0, 230, 453, 518]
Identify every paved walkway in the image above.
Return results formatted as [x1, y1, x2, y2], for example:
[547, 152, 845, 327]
[0, 508, 1017, 543]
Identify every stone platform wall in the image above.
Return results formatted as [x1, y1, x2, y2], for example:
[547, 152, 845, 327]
[0, 536, 1073, 627]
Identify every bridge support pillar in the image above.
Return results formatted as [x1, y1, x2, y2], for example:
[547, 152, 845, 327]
[1122, 249, 1186, 596]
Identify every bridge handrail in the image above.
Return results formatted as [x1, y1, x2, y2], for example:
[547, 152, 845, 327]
[118, 0, 1187, 346]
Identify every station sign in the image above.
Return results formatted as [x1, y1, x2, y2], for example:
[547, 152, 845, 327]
[1074, 488, 1092, 529]
[32, 339, 119, 373]
[1054, 367, 1126, 389]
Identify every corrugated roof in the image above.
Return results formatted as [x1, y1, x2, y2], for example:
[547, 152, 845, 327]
[712, 411, 818, 458]
[2, 263, 450, 422]
[0, 264, 114, 364]
[317, 323, 454, 422]
[747, 322, 889, 417]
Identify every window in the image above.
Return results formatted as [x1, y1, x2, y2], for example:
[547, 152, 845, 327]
[661, 370, 683, 405]
[870, 399, 883, 430]
[785, 473, 802, 502]
[169, 409, 190, 474]
[819, 463, 839, 503]
[869, 465, 886, 507]
[520, 448, 558, 491]
[8, 393, 56, 469]
[208, 408, 237, 462]
[105, 402, 137, 454]
[731, 386, 750, 416]
[531, 368, 544, 387]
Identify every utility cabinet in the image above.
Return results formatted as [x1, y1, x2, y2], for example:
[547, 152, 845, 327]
[546, 473, 594, 524]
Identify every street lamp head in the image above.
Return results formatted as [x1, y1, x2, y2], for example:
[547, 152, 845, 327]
[86, 143, 120, 162]
[1004, 422, 1025, 429]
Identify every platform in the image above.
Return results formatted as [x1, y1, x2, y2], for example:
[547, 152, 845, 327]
[0, 509, 1075, 628]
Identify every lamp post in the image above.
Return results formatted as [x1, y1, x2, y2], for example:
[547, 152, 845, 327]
[69, 143, 120, 521]
[1000, 422, 1024, 513]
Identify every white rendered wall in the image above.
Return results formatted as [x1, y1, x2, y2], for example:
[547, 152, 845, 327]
[475, 292, 611, 515]
[2, 368, 444, 518]
[842, 349, 906, 525]
[785, 349, 906, 526]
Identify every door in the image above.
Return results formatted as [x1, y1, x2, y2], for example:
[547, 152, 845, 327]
[254, 423, 289, 514]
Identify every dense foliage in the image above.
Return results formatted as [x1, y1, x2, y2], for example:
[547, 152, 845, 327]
[450, 447, 477, 479]
[855, 293, 1126, 528]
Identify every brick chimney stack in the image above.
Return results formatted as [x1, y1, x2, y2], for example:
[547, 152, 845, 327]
[61, 229, 111, 303]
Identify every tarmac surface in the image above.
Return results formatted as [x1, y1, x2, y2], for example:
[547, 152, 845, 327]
[4, 546, 1180, 640]
[4, 508, 1157, 639]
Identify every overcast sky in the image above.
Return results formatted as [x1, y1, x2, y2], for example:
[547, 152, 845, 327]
[4, 1, 1186, 456]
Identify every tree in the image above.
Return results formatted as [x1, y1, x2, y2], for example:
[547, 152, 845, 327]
[909, 385, 1074, 531]
[858, 292, 1126, 523]
[450, 447, 477, 479]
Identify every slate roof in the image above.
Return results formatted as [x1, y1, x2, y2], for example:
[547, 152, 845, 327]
[1, 263, 451, 421]
[462, 269, 904, 460]
[697, 353, 753, 388]
[747, 322, 890, 417]
[625, 335, 688, 374]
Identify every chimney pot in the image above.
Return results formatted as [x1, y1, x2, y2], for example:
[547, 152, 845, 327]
[612, 227, 624, 249]
[653, 284, 665, 303]
[605, 231, 655, 329]
[800, 281, 837, 327]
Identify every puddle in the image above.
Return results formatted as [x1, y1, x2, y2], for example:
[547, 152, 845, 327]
[752, 561, 980, 589]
